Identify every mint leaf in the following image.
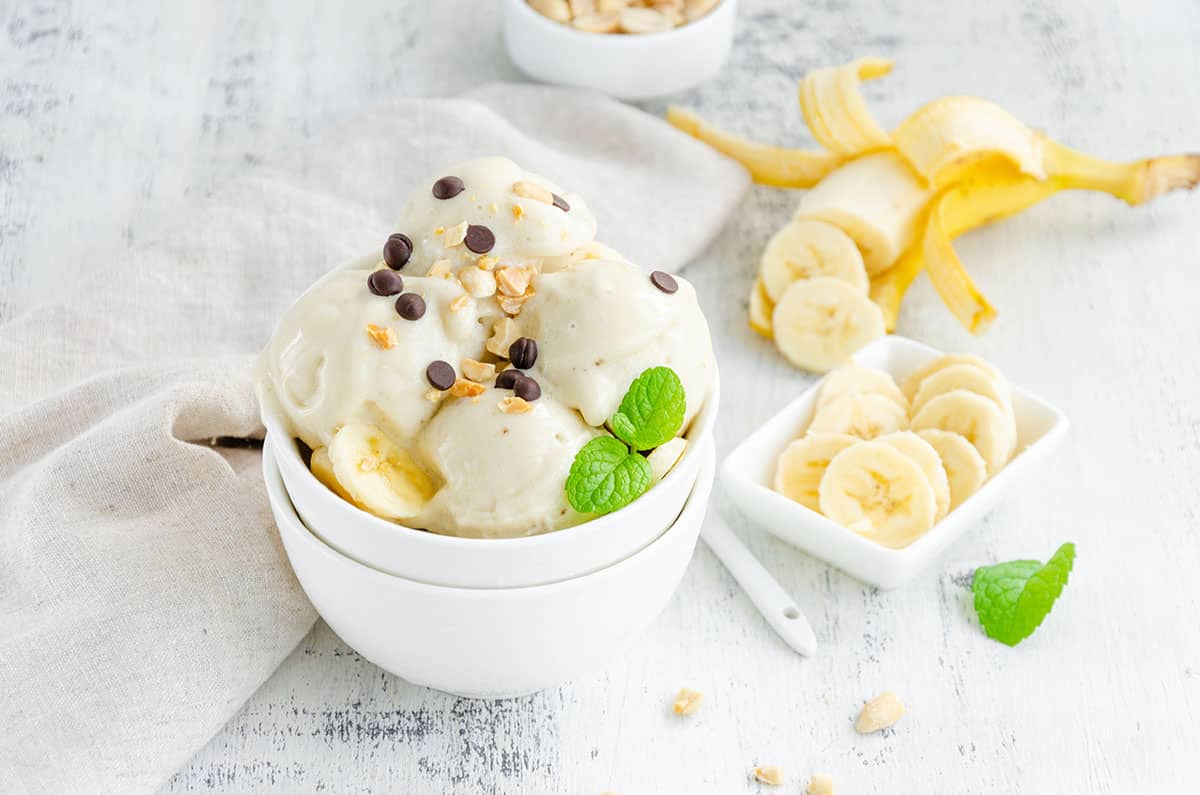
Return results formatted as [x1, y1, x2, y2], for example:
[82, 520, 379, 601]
[972, 542, 1076, 646]
[610, 367, 687, 451]
[565, 436, 652, 514]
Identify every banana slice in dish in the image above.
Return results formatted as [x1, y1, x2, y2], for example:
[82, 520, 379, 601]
[910, 362, 1013, 417]
[910, 389, 1015, 476]
[819, 441, 938, 548]
[875, 431, 952, 521]
[816, 361, 908, 412]
[808, 392, 908, 440]
[916, 428, 988, 511]
[901, 353, 1005, 402]
[774, 433, 860, 511]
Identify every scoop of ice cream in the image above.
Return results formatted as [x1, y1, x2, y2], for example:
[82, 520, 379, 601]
[516, 259, 714, 429]
[259, 267, 491, 450]
[393, 157, 598, 276]
[415, 388, 601, 538]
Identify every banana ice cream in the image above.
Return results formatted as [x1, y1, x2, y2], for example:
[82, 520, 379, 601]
[258, 157, 714, 539]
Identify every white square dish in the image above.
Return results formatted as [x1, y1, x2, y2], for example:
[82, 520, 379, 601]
[721, 335, 1069, 589]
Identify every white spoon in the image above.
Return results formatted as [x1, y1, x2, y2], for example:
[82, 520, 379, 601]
[701, 513, 818, 657]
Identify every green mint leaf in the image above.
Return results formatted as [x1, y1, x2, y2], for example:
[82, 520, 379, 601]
[566, 436, 652, 515]
[972, 542, 1076, 647]
[610, 366, 687, 451]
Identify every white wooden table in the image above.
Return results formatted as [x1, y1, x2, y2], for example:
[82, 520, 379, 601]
[4, 1, 1199, 792]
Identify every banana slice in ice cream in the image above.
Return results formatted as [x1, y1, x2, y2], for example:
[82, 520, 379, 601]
[327, 423, 437, 520]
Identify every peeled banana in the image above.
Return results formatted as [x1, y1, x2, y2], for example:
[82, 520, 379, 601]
[668, 58, 1199, 371]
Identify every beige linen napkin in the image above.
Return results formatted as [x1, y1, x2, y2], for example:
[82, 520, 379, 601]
[0, 83, 748, 793]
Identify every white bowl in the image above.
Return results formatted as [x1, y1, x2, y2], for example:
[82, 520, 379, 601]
[265, 436, 715, 698]
[263, 372, 717, 588]
[503, 0, 738, 100]
[721, 336, 1069, 590]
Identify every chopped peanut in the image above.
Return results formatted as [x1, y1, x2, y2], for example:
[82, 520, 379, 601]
[461, 358, 496, 383]
[365, 323, 396, 350]
[753, 766, 783, 786]
[855, 691, 905, 734]
[672, 688, 703, 715]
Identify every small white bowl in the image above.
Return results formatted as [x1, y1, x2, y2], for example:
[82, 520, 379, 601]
[503, 0, 738, 100]
[263, 374, 718, 589]
[265, 436, 715, 699]
[721, 336, 1069, 590]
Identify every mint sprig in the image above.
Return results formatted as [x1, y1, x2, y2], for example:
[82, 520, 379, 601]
[565, 437, 652, 514]
[611, 367, 686, 451]
[565, 366, 687, 515]
[972, 542, 1076, 646]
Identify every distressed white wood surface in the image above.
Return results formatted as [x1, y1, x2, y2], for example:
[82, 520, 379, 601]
[3, 0, 1199, 792]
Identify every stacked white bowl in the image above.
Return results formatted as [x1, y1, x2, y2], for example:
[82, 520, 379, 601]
[260, 375, 719, 699]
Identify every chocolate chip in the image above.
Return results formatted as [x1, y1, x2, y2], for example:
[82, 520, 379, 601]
[368, 269, 404, 296]
[508, 337, 538, 369]
[383, 233, 413, 269]
[650, 270, 678, 294]
[426, 360, 455, 391]
[395, 292, 426, 320]
[495, 369, 522, 390]
[432, 176, 465, 200]
[552, 194, 570, 212]
[513, 375, 541, 402]
[464, 224, 495, 254]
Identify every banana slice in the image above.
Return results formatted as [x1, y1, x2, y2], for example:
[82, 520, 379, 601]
[748, 277, 774, 339]
[327, 423, 437, 520]
[819, 441, 938, 548]
[799, 57, 893, 156]
[901, 354, 1005, 402]
[772, 277, 886, 373]
[893, 95, 1046, 188]
[910, 362, 1012, 418]
[910, 390, 1014, 476]
[816, 361, 907, 412]
[876, 431, 951, 521]
[808, 393, 908, 440]
[794, 151, 932, 275]
[916, 429, 988, 510]
[760, 219, 868, 302]
[310, 446, 360, 506]
[774, 433, 859, 511]
[647, 437, 688, 482]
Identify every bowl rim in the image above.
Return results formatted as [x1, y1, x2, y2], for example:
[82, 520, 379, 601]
[263, 369, 718, 547]
[265, 434, 716, 597]
[505, 0, 734, 45]
[721, 334, 1070, 562]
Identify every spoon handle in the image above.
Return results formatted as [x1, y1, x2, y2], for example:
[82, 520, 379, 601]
[700, 515, 818, 657]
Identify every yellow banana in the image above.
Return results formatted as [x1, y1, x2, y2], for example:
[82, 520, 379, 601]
[799, 57, 893, 157]
[665, 106, 841, 188]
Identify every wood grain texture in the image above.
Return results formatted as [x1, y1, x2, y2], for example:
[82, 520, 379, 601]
[3, 0, 1199, 792]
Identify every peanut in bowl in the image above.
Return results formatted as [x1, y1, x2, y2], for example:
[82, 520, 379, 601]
[503, 0, 738, 100]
